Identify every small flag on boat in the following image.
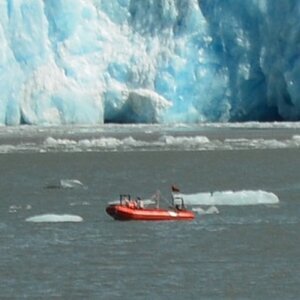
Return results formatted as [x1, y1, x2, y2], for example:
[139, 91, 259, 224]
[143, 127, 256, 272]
[171, 185, 180, 192]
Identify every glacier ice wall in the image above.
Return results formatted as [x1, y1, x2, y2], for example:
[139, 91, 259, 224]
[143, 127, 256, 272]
[1, 0, 300, 125]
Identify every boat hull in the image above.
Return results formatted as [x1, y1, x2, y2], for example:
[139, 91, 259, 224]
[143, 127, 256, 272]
[106, 204, 195, 221]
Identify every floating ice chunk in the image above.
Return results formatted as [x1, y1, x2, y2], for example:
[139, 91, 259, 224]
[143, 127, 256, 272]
[192, 207, 206, 214]
[213, 190, 279, 205]
[178, 190, 279, 206]
[161, 135, 210, 146]
[292, 135, 300, 143]
[205, 206, 220, 214]
[192, 206, 219, 215]
[44, 137, 76, 147]
[26, 214, 83, 223]
[45, 179, 84, 189]
[60, 179, 84, 189]
[69, 201, 90, 206]
[9, 205, 22, 213]
[9, 204, 32, 213]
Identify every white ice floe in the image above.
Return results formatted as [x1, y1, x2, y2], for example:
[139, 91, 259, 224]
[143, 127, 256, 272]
[176, 190, 279, 206]
[60, 179, 84, 189]
[45, 179, 85, 189]
[25, 214, 83, 223]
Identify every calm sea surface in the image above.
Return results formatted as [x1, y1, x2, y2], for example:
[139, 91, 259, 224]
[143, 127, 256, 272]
[0, 124, 300, 299]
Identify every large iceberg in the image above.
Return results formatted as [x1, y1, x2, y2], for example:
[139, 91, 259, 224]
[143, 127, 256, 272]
[1, 0, 300, 125]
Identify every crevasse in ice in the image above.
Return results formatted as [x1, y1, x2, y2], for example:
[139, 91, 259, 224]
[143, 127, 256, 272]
[1, 0, 300, 125]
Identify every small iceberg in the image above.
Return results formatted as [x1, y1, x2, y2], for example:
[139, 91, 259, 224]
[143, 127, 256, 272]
[60, 179, 84, 189]
[45, 179, 85, 189]
[176, 190, 279, 206]
[26, 214, 83, 223]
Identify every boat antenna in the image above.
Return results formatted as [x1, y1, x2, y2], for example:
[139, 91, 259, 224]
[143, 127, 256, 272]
[151, 190, 175, 207]
[153, 190, 160, 208]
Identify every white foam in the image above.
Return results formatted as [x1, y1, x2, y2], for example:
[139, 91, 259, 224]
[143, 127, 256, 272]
[25, 214, 83, 223]
[176, 190, 279, 206]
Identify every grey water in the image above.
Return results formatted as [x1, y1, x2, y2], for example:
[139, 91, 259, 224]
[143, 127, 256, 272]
[1, 125, 300, 299]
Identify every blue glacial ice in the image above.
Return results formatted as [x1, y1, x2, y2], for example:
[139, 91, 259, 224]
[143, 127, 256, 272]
[1, 0, 300, 125]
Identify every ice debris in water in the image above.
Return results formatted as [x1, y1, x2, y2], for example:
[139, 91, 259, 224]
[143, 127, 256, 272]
[25, 214, 83, 223]
[1, 1, 300, 125]
[192, 206, 219, 215]
[45, 179, 85, 189]
[60, 179, 84, 189]
[9, 205, 32, 213]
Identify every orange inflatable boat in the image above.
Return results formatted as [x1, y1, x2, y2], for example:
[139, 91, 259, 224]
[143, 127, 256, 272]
[106, 193, 195, 221]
